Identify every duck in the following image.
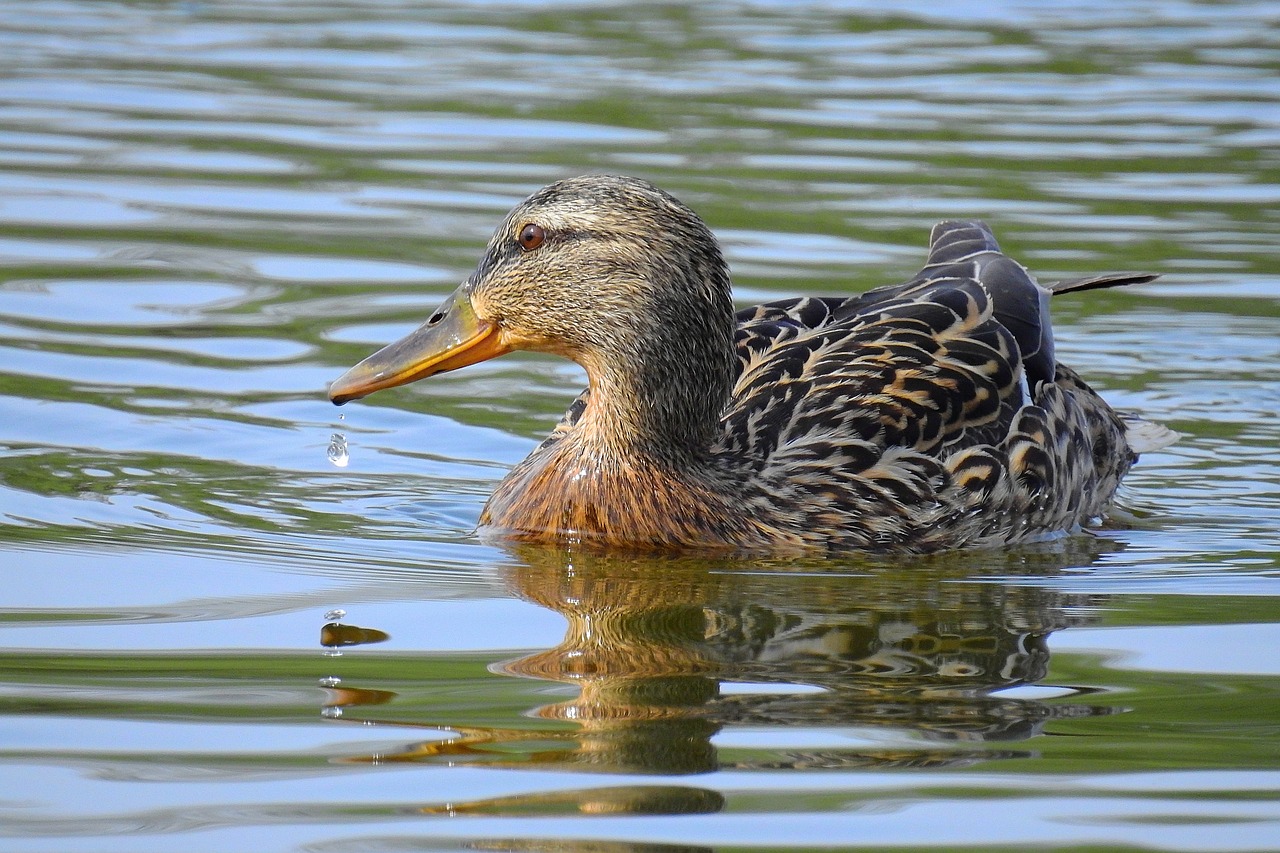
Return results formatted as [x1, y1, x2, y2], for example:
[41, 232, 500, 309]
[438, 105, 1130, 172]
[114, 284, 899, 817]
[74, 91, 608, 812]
[328, 174, 1165, 554]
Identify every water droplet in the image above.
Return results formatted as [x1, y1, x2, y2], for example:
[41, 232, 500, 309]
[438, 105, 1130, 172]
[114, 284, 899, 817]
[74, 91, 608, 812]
[327, 433, 349, 468]
[321, 706, 343, 719]
[324, 609, 346, 621]
[318, 676, 341, 687]
[323, 648, 343, 658]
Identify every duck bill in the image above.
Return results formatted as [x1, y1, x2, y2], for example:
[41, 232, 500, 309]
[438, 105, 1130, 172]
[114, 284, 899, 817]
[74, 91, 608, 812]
[328, 288, 510, 405]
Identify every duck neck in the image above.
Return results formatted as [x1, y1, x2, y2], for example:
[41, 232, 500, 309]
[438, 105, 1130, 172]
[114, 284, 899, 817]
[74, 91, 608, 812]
[574, 315, 736, 469]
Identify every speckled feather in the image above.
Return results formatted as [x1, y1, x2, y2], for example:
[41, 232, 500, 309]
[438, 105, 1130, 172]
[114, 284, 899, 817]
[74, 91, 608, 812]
[711, 221, 1147, 550]
[483, 206, 1152, 553]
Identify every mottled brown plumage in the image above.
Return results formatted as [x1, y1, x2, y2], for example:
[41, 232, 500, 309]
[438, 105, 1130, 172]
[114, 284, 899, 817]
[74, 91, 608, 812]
[329, 175, 1167, 554]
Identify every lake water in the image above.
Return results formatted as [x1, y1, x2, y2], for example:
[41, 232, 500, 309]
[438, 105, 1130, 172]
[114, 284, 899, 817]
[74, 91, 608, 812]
[1, 1, 1278, 850]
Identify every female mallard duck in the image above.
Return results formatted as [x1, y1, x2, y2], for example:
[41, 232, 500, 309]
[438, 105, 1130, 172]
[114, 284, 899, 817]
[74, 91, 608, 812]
[329, 175, 1163, 553]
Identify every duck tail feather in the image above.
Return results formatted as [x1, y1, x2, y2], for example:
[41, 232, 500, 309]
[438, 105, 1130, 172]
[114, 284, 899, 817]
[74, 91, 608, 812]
[1048, 272, 1159, 295]
[1121, 413, 1180, 455]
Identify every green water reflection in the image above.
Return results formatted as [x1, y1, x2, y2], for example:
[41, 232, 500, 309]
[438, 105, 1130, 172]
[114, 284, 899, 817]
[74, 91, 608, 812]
[318, 545, 1278, 788]
[4, 540, 1275, 833]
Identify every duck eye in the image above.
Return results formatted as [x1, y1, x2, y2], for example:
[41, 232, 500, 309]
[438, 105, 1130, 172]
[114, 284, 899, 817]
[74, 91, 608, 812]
[517, 223, 546, 252]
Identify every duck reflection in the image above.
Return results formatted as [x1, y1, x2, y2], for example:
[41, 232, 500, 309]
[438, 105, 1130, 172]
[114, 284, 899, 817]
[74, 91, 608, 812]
[494, 539, 1116, 774]
[327, 537, 1120, 792]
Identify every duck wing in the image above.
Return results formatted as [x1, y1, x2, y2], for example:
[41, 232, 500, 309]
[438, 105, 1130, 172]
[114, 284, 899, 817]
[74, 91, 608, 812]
[725, 221, 1043, 463]
[737, 222, 1157, 388]
[719, 221, 1155, 548]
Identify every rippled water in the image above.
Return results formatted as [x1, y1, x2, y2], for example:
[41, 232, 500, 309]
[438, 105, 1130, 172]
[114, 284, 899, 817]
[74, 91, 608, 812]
[2, 1, 1278, 851]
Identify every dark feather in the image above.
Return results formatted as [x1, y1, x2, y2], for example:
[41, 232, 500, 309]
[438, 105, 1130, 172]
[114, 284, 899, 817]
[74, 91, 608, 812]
[463, 178, 1162, 552]
[704, 220, 1157, 550]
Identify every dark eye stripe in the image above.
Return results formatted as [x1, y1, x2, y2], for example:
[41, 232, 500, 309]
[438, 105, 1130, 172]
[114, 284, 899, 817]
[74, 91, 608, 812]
[483, 227, 607, 272]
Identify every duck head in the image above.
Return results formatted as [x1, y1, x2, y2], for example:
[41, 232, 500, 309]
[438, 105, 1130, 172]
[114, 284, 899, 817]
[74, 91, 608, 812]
[328, 175, 737, 453]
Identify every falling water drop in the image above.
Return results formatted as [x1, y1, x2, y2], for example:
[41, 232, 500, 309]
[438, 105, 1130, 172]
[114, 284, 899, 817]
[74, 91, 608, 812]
[318, 676, 341, 688]
[324, 609, 346, 621]
[327, 433, 349, 468]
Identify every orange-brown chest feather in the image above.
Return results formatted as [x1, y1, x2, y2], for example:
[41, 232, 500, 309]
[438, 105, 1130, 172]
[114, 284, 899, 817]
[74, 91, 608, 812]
[478, 441, 766, 551]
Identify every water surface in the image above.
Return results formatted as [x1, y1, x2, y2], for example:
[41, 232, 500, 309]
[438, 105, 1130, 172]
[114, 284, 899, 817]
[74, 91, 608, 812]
[1, 1, 1278, 851]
